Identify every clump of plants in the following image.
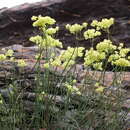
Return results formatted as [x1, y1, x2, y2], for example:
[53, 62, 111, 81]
[0, 15, 129, 129]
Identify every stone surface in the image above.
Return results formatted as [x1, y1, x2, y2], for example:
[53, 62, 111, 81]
[62, 0, 130, 19]
[0, 0, 64, 47]
[0, 0, 130, 48]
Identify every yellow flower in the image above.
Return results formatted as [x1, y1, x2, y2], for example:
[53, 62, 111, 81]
[35, 53, 42, 59]
[43, 63, 50, 69]
[72, 79, 77, 84]
[76, 91, 81, 95]
[43, 16, 56, 25]
[66, 23, 86, 34]
[32, 15, 56, 27]
[65, 83, 81, 95]
[61, 60, 75, 68]
[60, 47, 84, 62]
[93, 62, 103, 70]
[96, 39, 116, 53]
[41, 91, 45, 95]
[100, 18, 114, 29]
[0, 100, 3, 104]
[113, 58, 130, 67]
[0, 54, 6, 61]
[66, 24, 71, 30]
[31, 16, 38, 21]
[119, 43, 124, 48]
[95, 86, 105, 93]
[65, 83, 73, 91]
[118, 43, 124, 50]
[29, 35, 43, 45]
[91, 18, 114, 30]
[84, 48, 105, 66]
[52, 39, 63, 48]
[30, 35, 63, 48]
[72, 86, 81, 95]
[108, 53, 120, 62]
[6, 49, 14, 57]
[95, 82, 100, 87]
[119, 48, 130, 57]
[17, 59, 27, 67]
[46, 27, 59, 35]
[10, 57, 15, 61]
[82, 22, 88, 28]
[51, 58, 61, 67]
[128, 56, 130, 60]
[91, 20, 99, 27]
[84, 29, 101, 40]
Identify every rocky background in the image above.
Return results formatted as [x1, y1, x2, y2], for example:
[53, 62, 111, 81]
[0, 0, 130, 48]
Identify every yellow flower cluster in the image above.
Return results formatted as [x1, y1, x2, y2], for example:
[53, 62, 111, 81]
[51, 58, 61, 67]
[113, 58, 130, 67]
[84, 39, 130, 68]
[43, 47, 85, 69]
[46, 27, 59, 35]
[43, 63, 50, 69]
[95, 86, 105, 93]
[5, 49, 14, 57]
[17, 59, 27, 67]
[91, 18, 114, 30]
[118, 43, 124, 50]
[32, 15, 56, 27]
[30, 16, 63, 49]
[30, 35, 63, 49]
[96, 39, 117, 53]
[66, 23, 87, 34]
[0, 54, 6, 61]
[107, 43, 130, 67]
[84, 29, 101, 40]
[0, 49, 27, 68]
[84, 48, 105, 67]
[43, 57, 62, 69]
[0, 94, 3, 104]
[93, 62, 103, 70]
[59, 47, 85, 68]
[95, 83, 105, 93]
[119, 48, 130, 57]
[0, 49, 14, 61]
[29, 35, 42, 45]
[65, 82, 81, 95]
[60, 47, 84, 61]
[108, 53, 120, 62]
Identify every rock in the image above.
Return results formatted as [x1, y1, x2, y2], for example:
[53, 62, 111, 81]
[0, 0, 130, 48]
[127, 90, 130, 99]
[123, 99, 130, 109]
[0, 87, 14, 98]
[0, 0, 64, 47]
[23, 92, 36, 101]
[0, 0, 63, 29]
[122, 80, 130, 90]
[62, 0, 130, 19]
[126, 113, 130, 129]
